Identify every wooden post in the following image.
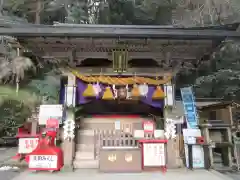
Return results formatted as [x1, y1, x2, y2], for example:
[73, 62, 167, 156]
[163, 75, 183, 168]
[226, 127, 233, 167]
[62, 73, 76, 171]
[228, 105, 233, 126]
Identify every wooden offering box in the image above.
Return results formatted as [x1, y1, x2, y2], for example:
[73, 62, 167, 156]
[99, 147, 142, 172]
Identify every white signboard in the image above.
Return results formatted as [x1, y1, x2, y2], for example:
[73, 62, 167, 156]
[164, 85, 174, 106]
[65, 86, 76, 107]
[185, 144, 205, 168]
[114, 121, 121, 130]
[18, 138, 39, 154]
[143, 143, 165, 166]
[133, 130, 144, 138]
[29, 155, 58, 169]
[38, 104, 63, 125]
[183, 128, 201, 137]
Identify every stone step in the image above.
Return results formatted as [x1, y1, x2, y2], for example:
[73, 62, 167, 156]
[75, 151, 95, 160]
[76, 137, 95, 144]
[73, 160, 98, 169]
[76, 144, 95, 151]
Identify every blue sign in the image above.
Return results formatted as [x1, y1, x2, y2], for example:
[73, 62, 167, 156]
[180, 87, 198, 129]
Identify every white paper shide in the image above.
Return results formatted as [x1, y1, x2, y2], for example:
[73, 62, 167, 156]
[164, 118, 176, 139]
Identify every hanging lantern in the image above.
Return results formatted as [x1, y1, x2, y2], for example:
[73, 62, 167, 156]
[139, 83, 148, 97]
[131, 84, 140, 97]
[102, 86, 114, 100]
[83, 84, 95, 97]
[152, 85, 165, 99]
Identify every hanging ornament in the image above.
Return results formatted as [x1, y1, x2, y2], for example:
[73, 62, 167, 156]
[131, 84, 140, 97]
[102, 86, 114, 100]
[118, 87, 127, 99]
[112, 84, 118, 99]
[83, 84, 95, 97]
[63, 119, 75, 140]
[164, 118, 176, 139]
[152, 85, 164, 99]
[139, 83, 148, 97]
[126, 85, 130, 99]
[93, 82, 101, 96]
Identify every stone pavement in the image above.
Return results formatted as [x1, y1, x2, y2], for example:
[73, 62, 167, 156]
[0, 147, 23, 180]
[11, 169, 232, 180]
[0, 148, 18, 164]
[220, 171, 240, 180]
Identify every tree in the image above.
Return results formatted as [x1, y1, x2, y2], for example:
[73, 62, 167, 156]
[194, 40, 240, 100]
[173, 0, 240, 27]
[0, 36, 36, 93]
[2, 0, 67, 24]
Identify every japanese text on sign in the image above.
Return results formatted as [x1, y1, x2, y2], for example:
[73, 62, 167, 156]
[29, 155, 58, 169]
[143, 121, 154, 133]
[143, 143, 165, 166]
[180, 87, 198, 128]
[18, 138, 39, 154]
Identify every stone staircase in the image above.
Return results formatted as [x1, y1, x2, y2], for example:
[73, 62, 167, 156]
[73, 144, 99, 168]
[73, 130, 99, 169]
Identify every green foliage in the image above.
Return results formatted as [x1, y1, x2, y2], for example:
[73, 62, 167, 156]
[0, 100, 32, 136]
[0, 85, 40, 106]
[0, 86, 40, 136]
[194, 41, 240, 100]
[26, 75, 60, 104]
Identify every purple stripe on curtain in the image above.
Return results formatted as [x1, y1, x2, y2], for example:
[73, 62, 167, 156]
[76, 79, 163, 108]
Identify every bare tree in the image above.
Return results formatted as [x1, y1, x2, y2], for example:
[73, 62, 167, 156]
[173, 0, 240, 27]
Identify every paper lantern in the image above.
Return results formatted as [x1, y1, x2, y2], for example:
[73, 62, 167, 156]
[102, 87, 114, 100]
[83, 84, 95, 97]
[131, 84, 140, 97]
[152, 86, 164, 99]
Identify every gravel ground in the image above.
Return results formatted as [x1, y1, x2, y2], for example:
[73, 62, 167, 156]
[0, 147, 23, 180]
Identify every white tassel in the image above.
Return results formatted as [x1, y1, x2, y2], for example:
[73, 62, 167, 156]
[126, 85, 130, 99]
[112, 84, 117, 99]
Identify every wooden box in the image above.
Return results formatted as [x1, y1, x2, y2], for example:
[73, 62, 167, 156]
[99, 147, 141, 172]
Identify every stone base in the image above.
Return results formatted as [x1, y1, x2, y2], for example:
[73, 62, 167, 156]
[61, 164, 74, 172]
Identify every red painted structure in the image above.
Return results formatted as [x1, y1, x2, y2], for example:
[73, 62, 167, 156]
[25, 133, 63, 172]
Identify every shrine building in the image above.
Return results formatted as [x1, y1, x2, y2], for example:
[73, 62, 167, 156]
[0, 22, 240, 171]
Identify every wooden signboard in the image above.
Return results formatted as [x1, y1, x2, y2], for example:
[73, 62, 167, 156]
[143, 143, 166, 166]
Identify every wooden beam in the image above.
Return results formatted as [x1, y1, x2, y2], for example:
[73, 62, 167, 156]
[39, 51, 196, 60]
[73, 67, 177, 76]
[22, 41, 211, 50]
[19, 37, 213, 45]
[0, 24, 238, 39]
[28, 44, 208, 59]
